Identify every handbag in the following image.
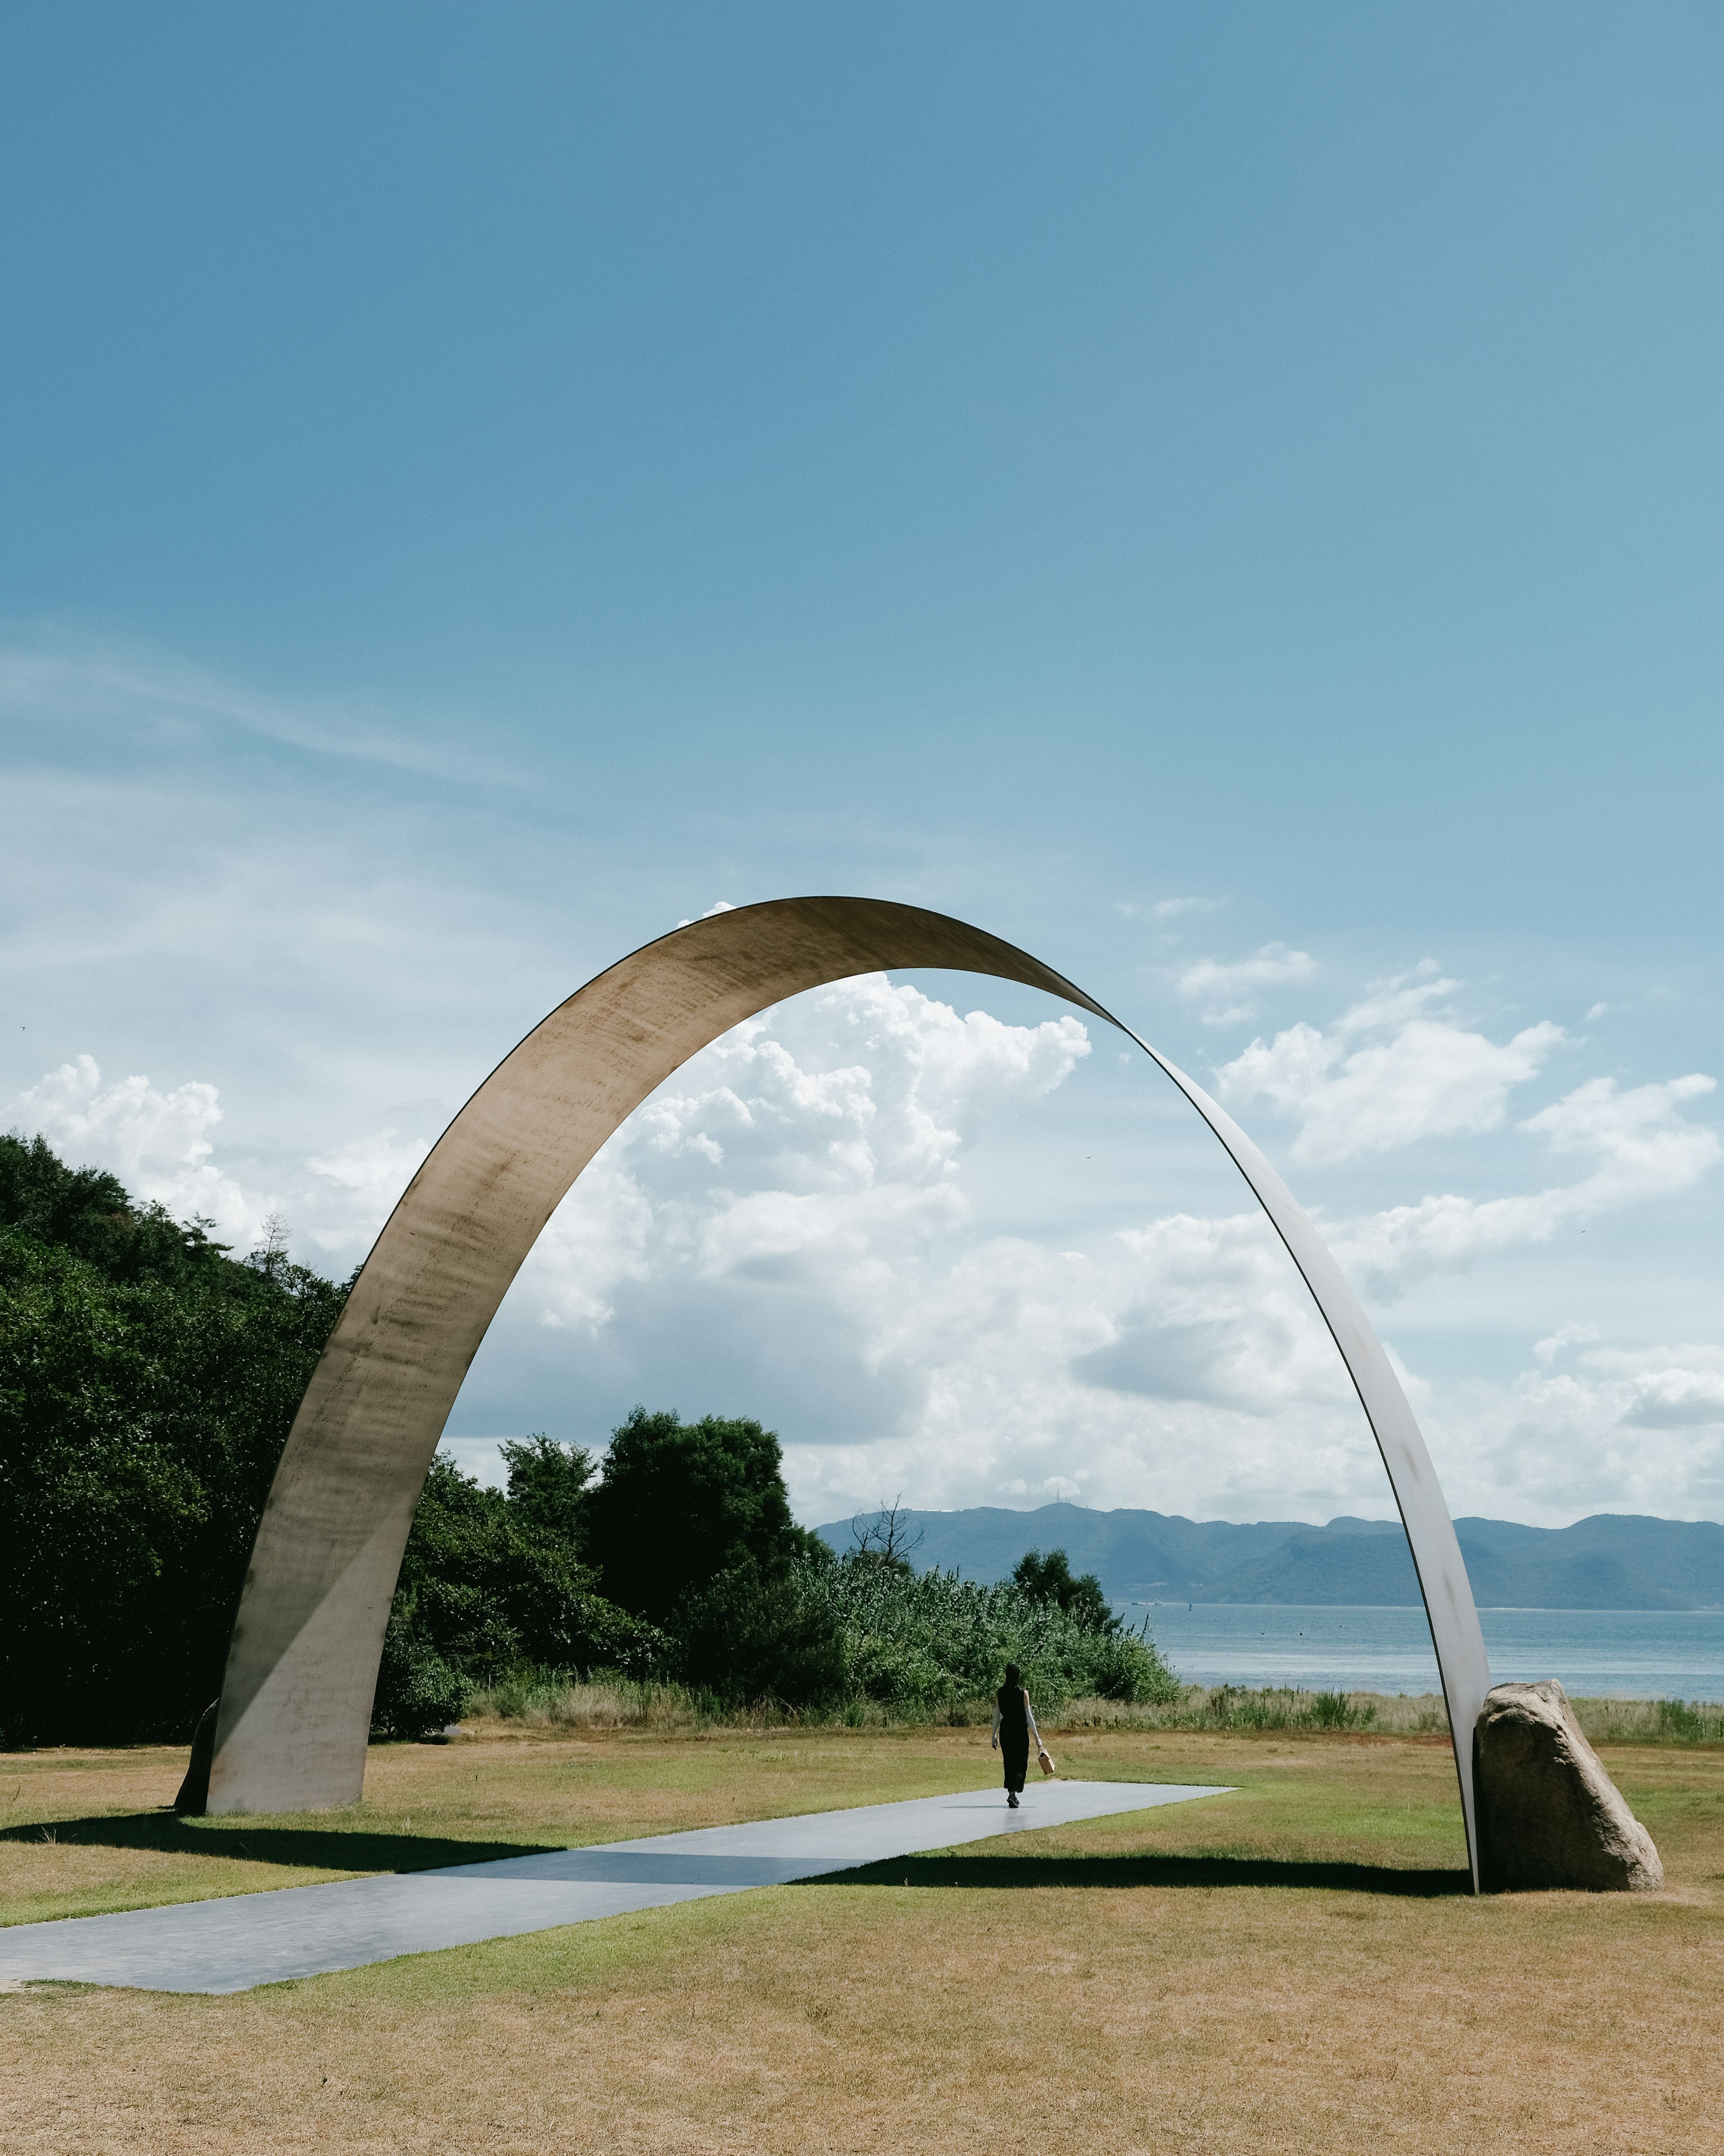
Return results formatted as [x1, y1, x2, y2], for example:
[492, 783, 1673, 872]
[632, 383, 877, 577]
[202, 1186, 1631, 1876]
[1038, 1747, 1056, 1777]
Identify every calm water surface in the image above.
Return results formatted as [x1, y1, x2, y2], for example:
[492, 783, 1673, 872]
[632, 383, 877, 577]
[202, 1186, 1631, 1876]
[1125, 1604, 1724, 1701]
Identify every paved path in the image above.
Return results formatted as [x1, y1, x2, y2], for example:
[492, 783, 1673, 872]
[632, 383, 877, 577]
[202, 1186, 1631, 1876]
[0, 1778, 1230, 1994]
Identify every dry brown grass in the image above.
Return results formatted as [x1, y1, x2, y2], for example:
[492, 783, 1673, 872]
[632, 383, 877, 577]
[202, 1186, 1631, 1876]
[2, 1722, 1720, 2154]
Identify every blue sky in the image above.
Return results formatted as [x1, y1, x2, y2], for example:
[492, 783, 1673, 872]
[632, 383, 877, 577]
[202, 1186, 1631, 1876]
[4, 5, 1721, 1527]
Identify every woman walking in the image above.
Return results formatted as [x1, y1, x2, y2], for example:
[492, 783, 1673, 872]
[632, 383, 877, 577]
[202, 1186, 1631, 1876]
[991, 1662, 1043, 1808]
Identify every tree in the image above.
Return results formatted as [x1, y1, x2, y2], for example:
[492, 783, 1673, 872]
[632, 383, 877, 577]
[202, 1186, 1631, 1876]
[673, 1555, 847, 1708]
[0, 1136, 351, 1745]
[500, 1433, 594, 1549]
[374, 1449, 656, 1736]
[849, 1495, 924, 1573]
[582, 1406, 826, 1628]
[1010, 1547, 1120, 1636]
[0, 1130, 232, 1280]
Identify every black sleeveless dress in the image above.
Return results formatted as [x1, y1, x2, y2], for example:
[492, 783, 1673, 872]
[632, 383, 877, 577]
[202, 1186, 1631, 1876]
[996, 1684, 1030, 1794]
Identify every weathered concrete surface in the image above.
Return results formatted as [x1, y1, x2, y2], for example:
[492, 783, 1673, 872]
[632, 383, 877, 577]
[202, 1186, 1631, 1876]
[0, 1779, 1231, 1995]
[207, 897, 1493, 1887]
[1475, 1680, 1663, 1892]
[172, 1699, 219, 1815]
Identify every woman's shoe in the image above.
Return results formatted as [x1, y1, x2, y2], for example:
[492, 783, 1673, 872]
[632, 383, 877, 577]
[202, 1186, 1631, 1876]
[1007, 1791, 1019, 1808]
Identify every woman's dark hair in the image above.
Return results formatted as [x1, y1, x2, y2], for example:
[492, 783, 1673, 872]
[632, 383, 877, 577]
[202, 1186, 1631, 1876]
[1003, 1662, 1021, 1689]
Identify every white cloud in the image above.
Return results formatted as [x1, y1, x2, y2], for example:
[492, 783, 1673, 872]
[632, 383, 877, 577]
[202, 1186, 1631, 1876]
[14, 1054, 269, 1249]
[1425, 1342, 1724, 1523]
[467, 968, 1724, 1525]
[1533, 1322, 1601, 1365]
[1175, 942, 1316, 1025]
[11, 1059, 442, 1266]
[18, 971, 1721, 1533]
[1218, 968, 1566, 1163]
[304, 1129, 435, 1255]
[1336, 1074, 1720, 1289]
[1152, 895, 1225, 921]
[520, 974, 1092, 1344]
[488, 975, 1400, 1523]
[1616, 1361, 1724, 1430]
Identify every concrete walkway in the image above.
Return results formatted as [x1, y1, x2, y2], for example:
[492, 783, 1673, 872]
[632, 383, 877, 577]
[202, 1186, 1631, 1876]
[0, 1778, 1230, 1994]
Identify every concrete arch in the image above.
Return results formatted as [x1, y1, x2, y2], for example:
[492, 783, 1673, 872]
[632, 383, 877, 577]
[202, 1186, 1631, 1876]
[208, 898, 1492, 1888]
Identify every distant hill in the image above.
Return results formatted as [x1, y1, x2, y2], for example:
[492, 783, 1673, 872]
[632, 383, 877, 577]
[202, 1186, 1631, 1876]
[813, 1504, 1724, 1611]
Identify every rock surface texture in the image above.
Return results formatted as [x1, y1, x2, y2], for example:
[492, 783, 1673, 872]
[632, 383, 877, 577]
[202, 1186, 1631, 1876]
[1474, 1679, 1662, 1892]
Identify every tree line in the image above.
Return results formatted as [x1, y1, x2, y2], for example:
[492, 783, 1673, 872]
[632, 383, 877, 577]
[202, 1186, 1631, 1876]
[0, 1135, 1175, 1747]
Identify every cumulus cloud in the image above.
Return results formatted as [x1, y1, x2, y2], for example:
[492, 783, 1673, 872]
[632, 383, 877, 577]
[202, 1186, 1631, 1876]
[1209, 964, 1719, 1298]
[483, 975, 1408, 1522]
[1218, 966, 1566, 1163]
[1175, 943, 1316, 1025]
[464, 966, 1724, 1523]
[1426, 1342, 1724, 1522]
[519, 973, 1092, 1340]
[11, 1057, 440, 1265]
[18, 969, 1722, 1531]
[14, 1054, 268, 1248]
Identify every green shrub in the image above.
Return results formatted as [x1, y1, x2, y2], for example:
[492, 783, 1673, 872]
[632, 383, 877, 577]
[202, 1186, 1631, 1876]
[371, 1613, 472, 1739]
[1654, 1697, 1719, 1742]
[376, 1450, 667, 1725]
[0, 1138, 351, 1746]
[1310, 1689, 1377, 1730]
[795, 1550, 1180, 1715]
[673, 1556, 849, 1707]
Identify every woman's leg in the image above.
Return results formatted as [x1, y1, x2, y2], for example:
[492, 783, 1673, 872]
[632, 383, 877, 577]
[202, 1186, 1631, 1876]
[1002, 1739, 1029, 1795]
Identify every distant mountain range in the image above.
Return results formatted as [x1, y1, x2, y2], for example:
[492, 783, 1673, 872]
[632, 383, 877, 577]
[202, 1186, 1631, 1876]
[813, 1503, 1724, 1611]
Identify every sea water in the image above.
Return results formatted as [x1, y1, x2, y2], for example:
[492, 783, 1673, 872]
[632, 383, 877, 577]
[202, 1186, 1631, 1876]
[1122, 1603, 1724, 1701]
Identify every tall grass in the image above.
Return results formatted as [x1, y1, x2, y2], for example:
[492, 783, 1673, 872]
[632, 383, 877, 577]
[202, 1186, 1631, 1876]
[463, 1675, 1724, 1745]
[1568, 1694, 1724, 1744]
[807, 1553, 1181, 1713]
[1057, 1686, 1724, 1742]
[468, 1673, 707, 1730]
[1056, 1687, 1437, 1733]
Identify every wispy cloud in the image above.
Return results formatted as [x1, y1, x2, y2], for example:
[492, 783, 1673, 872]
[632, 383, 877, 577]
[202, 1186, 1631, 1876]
[0, 638, 509, 787]
[1334, 1074, 1720, 1290]
[1175, 942, 1316, 1025]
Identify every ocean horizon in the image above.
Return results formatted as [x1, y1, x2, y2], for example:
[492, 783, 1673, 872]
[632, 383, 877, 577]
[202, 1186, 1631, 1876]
[1125, 1602, 1724, 1702]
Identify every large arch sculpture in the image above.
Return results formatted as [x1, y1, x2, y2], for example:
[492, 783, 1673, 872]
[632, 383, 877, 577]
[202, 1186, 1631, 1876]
[207, 898, 1493, 1888]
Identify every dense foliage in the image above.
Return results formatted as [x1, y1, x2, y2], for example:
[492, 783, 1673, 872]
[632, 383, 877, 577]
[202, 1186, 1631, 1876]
[582, 1407, 829, 1627]
[374, 1443, 665, 1737]
[0, 1135, 350, 1745]
[1, 1134, 1178, 1745]
[806, 1549, 1178, 1713]
[1010, 1546, 1120, 1636]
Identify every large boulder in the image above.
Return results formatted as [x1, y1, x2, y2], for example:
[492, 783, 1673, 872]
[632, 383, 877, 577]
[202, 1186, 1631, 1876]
[1474, 1679, 1662, 1892]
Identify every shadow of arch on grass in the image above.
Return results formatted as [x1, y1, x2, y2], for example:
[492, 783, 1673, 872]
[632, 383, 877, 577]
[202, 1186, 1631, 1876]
[0, 1813, 561, 1876]
[801, 1851, 1471, 1898]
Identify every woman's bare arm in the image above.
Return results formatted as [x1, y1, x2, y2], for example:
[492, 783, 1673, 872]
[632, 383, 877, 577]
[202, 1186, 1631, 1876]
[1024, 1693, 1042, 1747]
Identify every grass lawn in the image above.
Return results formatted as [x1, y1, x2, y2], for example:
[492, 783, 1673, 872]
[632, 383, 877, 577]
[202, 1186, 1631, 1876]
[2, 1720, 1720, 2153]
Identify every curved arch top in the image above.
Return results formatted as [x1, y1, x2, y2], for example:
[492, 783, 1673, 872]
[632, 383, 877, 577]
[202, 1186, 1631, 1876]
[208, 898, 1491, 1888]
